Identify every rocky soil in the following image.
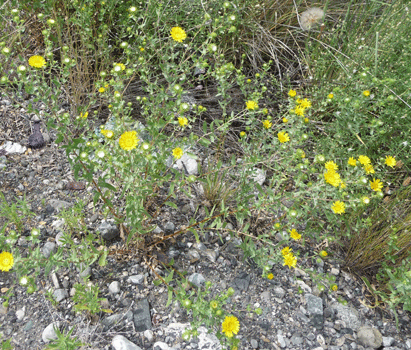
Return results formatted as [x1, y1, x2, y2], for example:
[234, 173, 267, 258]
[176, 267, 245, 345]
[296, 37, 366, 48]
[1, 95, 411, 350]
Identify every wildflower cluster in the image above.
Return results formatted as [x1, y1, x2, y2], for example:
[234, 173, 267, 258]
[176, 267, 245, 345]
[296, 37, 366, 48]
[281, 247, 297, 268]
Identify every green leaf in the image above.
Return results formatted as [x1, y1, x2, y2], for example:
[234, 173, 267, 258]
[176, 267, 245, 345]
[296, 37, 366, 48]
[164, 201, 177, 209]
[153, 279, 162, 286]
[98, 250, 108, 267]
[165, 289, 173, 308]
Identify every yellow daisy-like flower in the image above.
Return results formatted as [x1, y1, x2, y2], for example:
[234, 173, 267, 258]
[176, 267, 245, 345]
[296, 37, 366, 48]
[282, 117, 288, 123]
[330, 284, 338, 291]
[385, 156, 396, 168]
[178, 116, 188, 127]
[370, 178, 383, 192]
[101, 129, 114, 139]
[98, 87, 105, 93]
[298, 98, 312, 109]
[290, 229, 301, 240]
[288, 89, 297, 97]
[278, 131, 290, 143]
[80, 112, 88, 119]
[340, 181, 346, 189]
[267, 273, 274, 280]
[304, 118, 309, 123]
[170, 27, 187, 42]
[281, 247, 292, 256]
[119, 131, 139, 151]
[246, 100, 258, 110]
[262, 120, 272, 129]
[363, 90, 370, 97]
[358, 155, 371, 165]
[28, 55, 46, 68]
[283, 253, 297, 268]
[222, 315, 240, 338]
[172, 147, 183, 159]
[294, 105, 305, 116]
[0, 252, 14, 272]
[328, 93, 334, 99]
[325, 161, 338, 171]
[331, 200, 345, 214]
[319, 250, 328, 257]
[240, 131, 246, 137]
[348, 157, 357, 166]
[324, 170, 341, 187]
[114, 63, 126, 71]
[363, 164, 375, 174]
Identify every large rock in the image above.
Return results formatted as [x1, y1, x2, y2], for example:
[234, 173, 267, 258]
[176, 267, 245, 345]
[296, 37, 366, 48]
[357, 326, 383, 348]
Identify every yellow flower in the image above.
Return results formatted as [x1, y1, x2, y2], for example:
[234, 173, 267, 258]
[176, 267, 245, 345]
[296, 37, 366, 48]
[262, 120, 272, 129]
[330, 284, 338, 291]
[294, 105, 305, 116]
[246, 100, 258, 110]
[358, 155, 371, 165]
[290, 229, 301, 240]
[325, 161, 338, 171]
[324, 170, 341, 187]
[370, 178, 383, 192]
[385, 156, 396, 168]
[363, 164, 375, 174]
[304, 118, 309, 123]
[210, 300, 219, 309]
[114, 63, 126, 71]
[240, 131, 246, 137]
[170, 27, 187, 42]
[362, 196, 370, 204]
[0, 252, 14, 272]
[119, 131, 139, 151]
[288, 89, 296, 97]
[348, 157, 357, 166]
[298, 98, 312, 109]
[283, 253, 297, 268]
[328, 93, 334, 99]
[363, 90, 370, 97]
[319, 250, 328, 257]
[278, 131, 290, 143]
[178, 116, 188, 127]
[267, 273, 274, 280]
[281, 247, 292, 256]
[222, 315, 240, 338]
[331, 200, 345, 214]
[282, 117, 288, 123]
[140, 47, 145, 52]
[172, 147, 183, 159]
[80, 112, 88, 119]
[98, 87, 105, 93]
[101, 129, 114, 139]
[28, 55, 46, 68]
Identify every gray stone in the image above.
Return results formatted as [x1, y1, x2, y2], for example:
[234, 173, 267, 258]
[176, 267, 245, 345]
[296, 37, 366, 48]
[277, 334, 286, 348]
[153, 342, 170, 350]
[290, 333, 303, 345]
[251, 339, 259, 348]
[406, 340, 411, 350]
[164, 222, 175, 234]
[128, 275, 144, 285]
[357, 326, 382, 349]
[42, 322, 60, 343]
[296, 280, 312, 293]
[382, 336, 395, 347]
[144, 329, 154, 342]
[98, 221, 119, 240]
[188, 273, 206, 287]
[173, 153, 198, 175]
[102, 313, 123, 328]
[273, 286, 285, 299]
[261, 291, 271, 302]
[15, 307, 25, 322]
[48, 199, 72, 213]
[306, 293, 323, 329]
[331, 302, 361, 331]
[232, 272, 251, 292]
[112, 335, 142, 350]
[78, 264, 91, 279]
[197, 326, 222, 350]
[53, 288, 68, 302]
[133, 298, 152, 332]
[23, 320, 34, 331]
[250, 168, 266, 185]
[42, 242, 56, 258]
[203, 249, 218, 263]
[55, 232, 66, 246]
[109, 281, 121, 294]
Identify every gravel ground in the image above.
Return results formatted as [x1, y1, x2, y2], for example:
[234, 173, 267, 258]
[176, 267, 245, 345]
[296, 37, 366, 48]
[1, 95, 411, 350]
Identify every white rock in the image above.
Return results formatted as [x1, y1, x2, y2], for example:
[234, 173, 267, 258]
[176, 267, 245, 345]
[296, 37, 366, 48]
[0, 141, 27, 154]
[112, 335, 142, 350]
[143, 329, 154, 342]
[42, 322, 60, 343]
